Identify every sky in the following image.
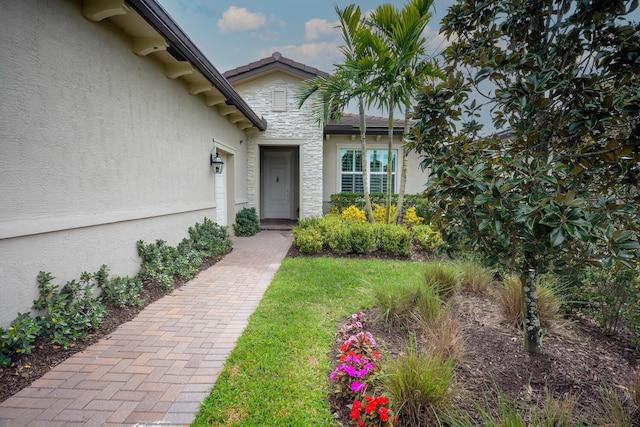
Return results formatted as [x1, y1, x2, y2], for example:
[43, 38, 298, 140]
[155, 1, 639, 131]
[155, 0, 453, 75]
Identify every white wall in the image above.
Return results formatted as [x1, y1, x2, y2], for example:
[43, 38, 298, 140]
[0, 0, 247, 326]
[231, 72, 324, 218]
[323, 135, 428, 213]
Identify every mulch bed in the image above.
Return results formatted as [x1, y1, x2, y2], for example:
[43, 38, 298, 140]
[308, 246, 639, 425]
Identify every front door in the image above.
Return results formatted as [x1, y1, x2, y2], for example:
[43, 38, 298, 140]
[261, 148, 297, 219]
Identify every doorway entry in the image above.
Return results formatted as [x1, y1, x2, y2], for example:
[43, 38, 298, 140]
[260, 146, 299, 220]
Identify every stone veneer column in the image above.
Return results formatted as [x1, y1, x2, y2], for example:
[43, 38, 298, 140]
[233, 77, 325, 218]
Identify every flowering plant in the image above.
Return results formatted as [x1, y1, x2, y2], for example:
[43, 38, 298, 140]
[330, 351, 377, 397]
[342, 205, 367, 223]
[341, 331, 379, 362]
[350, 395, 398, 427]
[330, 313, 397, 425]
[335, 311, 368, 342]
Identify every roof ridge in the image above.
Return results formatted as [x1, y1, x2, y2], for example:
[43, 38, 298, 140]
[223, 51, 329, 80]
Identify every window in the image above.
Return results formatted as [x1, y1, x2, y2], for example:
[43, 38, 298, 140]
[272, 89, 287, 111]
[340, 149, 396, 193]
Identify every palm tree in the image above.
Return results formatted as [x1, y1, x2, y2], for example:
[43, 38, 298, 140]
[366, 0, 440, 223]
[296, 5, 377, 222]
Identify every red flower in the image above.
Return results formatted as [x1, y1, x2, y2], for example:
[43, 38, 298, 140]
[378, 406, 389, 421]
[373, 350, 380, 359]
[339, 354, 347, 362]
[362, 396, 390, 415]
[350, 400, 362, 420]
[340, 343, 348, 352]
[358, 421, 364, 427]
[365, 400, 377, 414]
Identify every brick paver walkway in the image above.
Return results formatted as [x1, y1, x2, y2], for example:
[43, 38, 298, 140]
[0, 230, 292, 427]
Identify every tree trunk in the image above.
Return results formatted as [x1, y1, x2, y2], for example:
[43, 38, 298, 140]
[393, 104, 411, 224]
[385, 94, 394, 224]
[521, 251, 542, 354]
[359, 100, 375, 223]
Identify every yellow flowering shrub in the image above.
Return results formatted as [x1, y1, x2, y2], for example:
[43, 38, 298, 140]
[372, 203, 396, 223]
[403, 206, 424, 227]
[342, 205, 366, 223]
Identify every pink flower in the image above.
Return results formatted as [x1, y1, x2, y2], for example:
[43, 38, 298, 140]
[350, 381, 366, 392]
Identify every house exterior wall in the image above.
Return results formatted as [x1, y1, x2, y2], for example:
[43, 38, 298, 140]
[323, 135, 428, 213]
[230, 72, 324, 218]
[0, 0, 247, 326]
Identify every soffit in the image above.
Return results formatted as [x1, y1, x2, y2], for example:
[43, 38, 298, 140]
[81, 0, 267, 133]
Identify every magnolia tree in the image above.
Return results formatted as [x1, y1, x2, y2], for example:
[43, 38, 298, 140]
[413, 0, 640, 353]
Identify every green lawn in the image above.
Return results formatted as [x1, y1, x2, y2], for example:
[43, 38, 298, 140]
[192, 257, 426, 427]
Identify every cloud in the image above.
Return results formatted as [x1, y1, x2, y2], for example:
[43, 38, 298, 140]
[217, 6, 266, 33]
[423, 24, 450, 56]
[305, 18, 338, 41]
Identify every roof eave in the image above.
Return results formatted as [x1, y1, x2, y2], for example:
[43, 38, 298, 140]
[323, 125, 405, 136]
[125, 0, 267, 131]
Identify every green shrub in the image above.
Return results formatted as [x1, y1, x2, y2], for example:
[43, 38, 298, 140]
[233, 207, 260, 237]
[350, 222, 378, 254]
[323, 220, 351, 253]
[454, 259, 493, 294]
[138, 218, 231, 289]
[412, 224, 444, 251]
[297, 216, 321, 229]
[382, 346, 456, 426]
[574, 265, 640, 335]
[33, 271, 106, 349]
[96, 265, 143, 308]
[425, 263, 460, 298]
[415, 284, 442, 326]
[379, 224, 411, 256]
[316, 214, 343, 236]
[102, 276, 143, 307]
[156, 272, 174, 293]
[372, 281, 421, 325]
[292, 226, 323, 253]
[170, 250, 203, 281]
[137, 239, 178, 281]
[0, 313, 41, 367]
[187, 217, 232, 258]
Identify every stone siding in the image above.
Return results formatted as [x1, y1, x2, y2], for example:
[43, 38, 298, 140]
[234, 74, 324, 218]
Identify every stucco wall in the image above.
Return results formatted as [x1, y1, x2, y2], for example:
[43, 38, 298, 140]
[0, 0, 247, 326]
[323, 135, 429, 213]
[231, 72, 324, 218]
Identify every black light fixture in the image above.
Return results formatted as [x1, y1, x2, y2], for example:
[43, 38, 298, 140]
[210, 138, 224, 174]
[210, 151, 224, 174]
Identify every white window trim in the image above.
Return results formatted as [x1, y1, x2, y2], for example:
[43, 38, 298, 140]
[337, 145, 397, 194]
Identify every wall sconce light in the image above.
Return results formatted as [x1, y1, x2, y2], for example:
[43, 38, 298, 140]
[210, 138, 224, 174]
[210, 151, 224, 174]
